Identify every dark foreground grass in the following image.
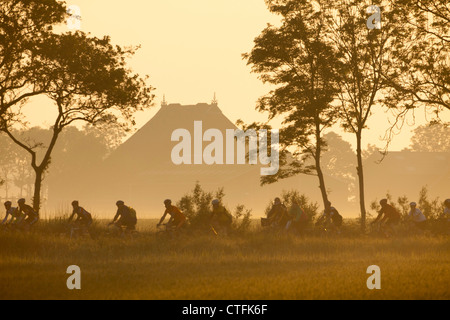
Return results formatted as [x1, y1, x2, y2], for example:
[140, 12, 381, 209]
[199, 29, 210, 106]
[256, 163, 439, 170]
[0, 220, 449, 300]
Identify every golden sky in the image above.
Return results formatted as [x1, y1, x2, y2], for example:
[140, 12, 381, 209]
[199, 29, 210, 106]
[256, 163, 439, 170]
[23, 0, 449, 151]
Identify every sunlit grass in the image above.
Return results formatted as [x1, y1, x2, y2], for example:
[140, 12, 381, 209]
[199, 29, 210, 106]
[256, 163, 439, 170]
[0, 220, 448, 300]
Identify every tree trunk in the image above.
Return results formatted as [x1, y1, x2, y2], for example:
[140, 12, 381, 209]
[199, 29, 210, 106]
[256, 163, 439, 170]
[314, 122, 329, 211]
[4, 174, 8, 199]
[316, 157, 330, 211]
[32, 168, 43, 213]
[31, 125, 61, 214]
[356, 130, 366, 231]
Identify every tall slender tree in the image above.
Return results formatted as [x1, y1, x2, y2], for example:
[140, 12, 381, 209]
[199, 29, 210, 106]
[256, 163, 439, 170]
[243, 0, 342, 211]
[320, 0, 406, 230]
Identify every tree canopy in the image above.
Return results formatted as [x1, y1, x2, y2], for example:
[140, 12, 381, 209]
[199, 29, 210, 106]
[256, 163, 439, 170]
[243, 0, 342, 209]
[0, 2, 155, 211]
[0, 0, 67, 117]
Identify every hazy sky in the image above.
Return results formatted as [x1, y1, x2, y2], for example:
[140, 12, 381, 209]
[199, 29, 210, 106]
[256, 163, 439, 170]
[23, 0, 449, 151]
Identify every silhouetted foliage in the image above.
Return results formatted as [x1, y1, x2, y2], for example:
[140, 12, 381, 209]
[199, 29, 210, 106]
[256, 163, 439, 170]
[1, 28, 154, 212]
[0, 125, 121, 203]
[264, 190, 320, 223]
[0, 0, 67, 117]
[242, 0, 342, 212]
[321, 132, 356, 183]
[0, 130, 35, 200]
[409, 123, 450, 152]
[177, 182, 252, 233]
[383, 0, 450, 113]
[319, 0, 409, 231]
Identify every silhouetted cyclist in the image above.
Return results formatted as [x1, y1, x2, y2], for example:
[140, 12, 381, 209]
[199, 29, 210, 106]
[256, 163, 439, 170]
[17, 198, 39, 230]
[109, 200, 137, 232]
[315, 201, 343, 234]
[371, 199, 400, 237]
[68, 200, 93, 228]
[2, 201, 22, 227]
[407, 202, 427, 231]
[286, 200, 308, 234]
[263, 197, 289, 229]
[210, 199, 232, 235]
[157, 199, 186, 231]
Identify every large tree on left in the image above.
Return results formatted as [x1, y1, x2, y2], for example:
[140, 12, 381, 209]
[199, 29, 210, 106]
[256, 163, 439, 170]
[0, 2, 154, 212]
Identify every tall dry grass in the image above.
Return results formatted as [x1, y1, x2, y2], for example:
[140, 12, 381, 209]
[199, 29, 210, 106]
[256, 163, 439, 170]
[0, 218, 448, 300]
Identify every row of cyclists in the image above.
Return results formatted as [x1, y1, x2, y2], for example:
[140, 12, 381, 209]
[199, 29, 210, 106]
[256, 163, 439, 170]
[2, 197, 450, 237]
[261, 198, 344, 234]
[1, 198, 39, 231]
[259, 197, 450, 236]
[371, 199, 450, 236]
[0, 198, 233, 236]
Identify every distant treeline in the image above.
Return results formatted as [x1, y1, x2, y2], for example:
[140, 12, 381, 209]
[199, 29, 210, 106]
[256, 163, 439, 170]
[0, 125, 123, 203]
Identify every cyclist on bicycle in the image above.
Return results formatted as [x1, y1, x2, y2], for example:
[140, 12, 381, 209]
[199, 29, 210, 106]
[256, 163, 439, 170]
[315, 201, 343, 234]
[262, 197, 289, 229]
[109, 200, 137, 232]
[371, 199, 400, 236]
[2, 201, 22, 227]
[17, 198, 39, 229]
[407, 202, 427, 230]
[286, 200, 308, 234]
[210, 199, 233, 235]
[68, 200, 93, 228]
[157, 199, 186, 231]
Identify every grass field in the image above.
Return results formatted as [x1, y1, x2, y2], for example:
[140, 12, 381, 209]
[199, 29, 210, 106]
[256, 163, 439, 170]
[0, 219, 449, 300]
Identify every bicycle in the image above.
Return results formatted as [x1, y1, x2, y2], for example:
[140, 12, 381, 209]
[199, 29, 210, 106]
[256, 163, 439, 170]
[107, 222, 138, 239]
[156, 222, 190, 238]
[366, 221, 384, 238]
[66, 222, 93, 239]
[314, 221, 341, 237]
[367, 220, 398, 238]
[156, 223, 177, 237]
[5, 220, 34, 233]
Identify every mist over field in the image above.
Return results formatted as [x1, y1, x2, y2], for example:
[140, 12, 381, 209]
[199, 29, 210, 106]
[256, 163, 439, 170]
[0, 0, 449, 302]
[1, 106, 448, 219]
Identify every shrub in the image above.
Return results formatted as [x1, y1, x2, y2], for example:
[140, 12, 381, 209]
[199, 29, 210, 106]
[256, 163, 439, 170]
[417, 187, 444, 220]
[263, 190, 320, 223]
[232, 204, 252, 233]
[177, 182, 252, 233]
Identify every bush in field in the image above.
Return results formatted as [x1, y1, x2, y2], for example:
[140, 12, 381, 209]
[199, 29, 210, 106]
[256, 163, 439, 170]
[177, 182, 252, 233]
[417, 187, 445, 220]
[231, 204, 252, 233]
[264, 190, 320, 223]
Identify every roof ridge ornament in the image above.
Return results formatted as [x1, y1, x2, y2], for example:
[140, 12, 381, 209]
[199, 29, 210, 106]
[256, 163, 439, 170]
[211, 92, 218, 106]
[161, 94, 168, 107]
